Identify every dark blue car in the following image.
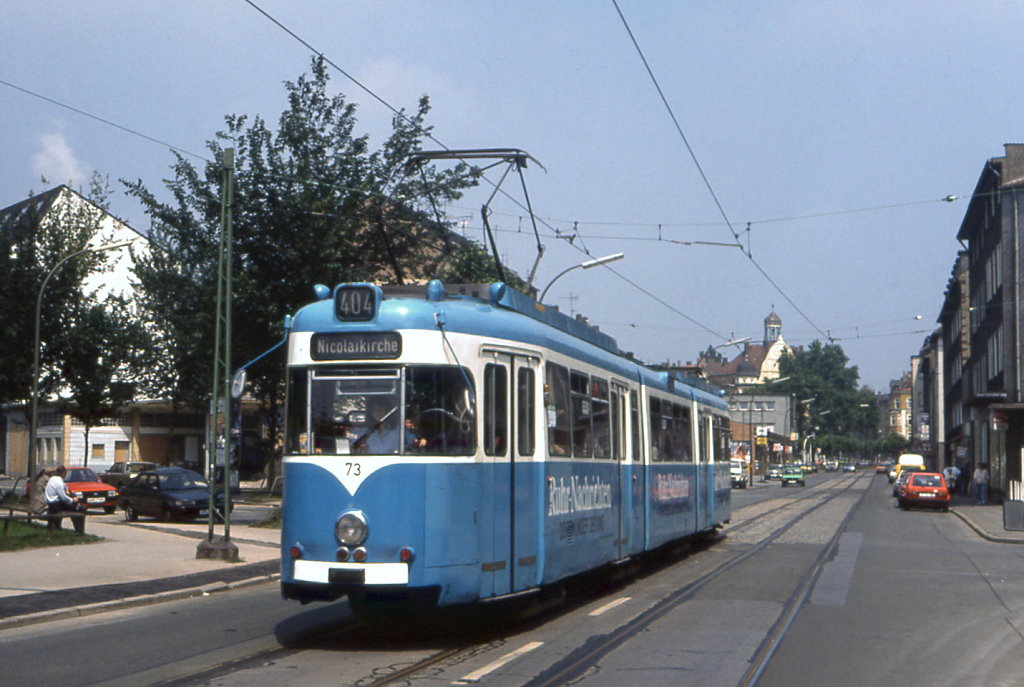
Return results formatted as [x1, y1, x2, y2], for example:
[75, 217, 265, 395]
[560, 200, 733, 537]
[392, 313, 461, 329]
[119, 467, 230, 522]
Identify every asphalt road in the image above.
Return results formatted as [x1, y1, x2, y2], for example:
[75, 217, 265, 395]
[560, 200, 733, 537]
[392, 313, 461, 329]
[2, 473, 1021, 686]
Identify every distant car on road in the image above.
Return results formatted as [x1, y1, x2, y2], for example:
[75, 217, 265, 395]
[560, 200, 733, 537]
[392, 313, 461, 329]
[842, 463, 856, 472]
[101, 461, 156, 491]
[824, 460, 839, 472]
[897, 472, 951, 511]
[781, 465, 806, 487]
[766, 465, 782, 480]
[119, 466, 230, 522]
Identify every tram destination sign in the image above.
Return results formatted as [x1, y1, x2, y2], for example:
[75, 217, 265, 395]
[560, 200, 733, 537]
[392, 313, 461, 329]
[310, 332, 402, 360]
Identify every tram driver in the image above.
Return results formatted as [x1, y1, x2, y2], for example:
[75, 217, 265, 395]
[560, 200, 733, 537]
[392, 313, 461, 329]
[355, 397, 401, 454]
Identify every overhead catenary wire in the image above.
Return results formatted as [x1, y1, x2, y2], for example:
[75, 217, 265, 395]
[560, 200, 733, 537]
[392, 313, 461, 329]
[0, 78, 210, 163]
[611, 0, 831, 342]
[240, 0, 730, 342]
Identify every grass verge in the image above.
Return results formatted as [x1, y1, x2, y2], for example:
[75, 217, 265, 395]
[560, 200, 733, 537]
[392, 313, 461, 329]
[0, 520, 102, 552]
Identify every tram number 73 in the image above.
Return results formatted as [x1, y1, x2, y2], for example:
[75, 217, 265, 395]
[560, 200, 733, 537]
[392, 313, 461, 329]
[345, 462, 362, 476]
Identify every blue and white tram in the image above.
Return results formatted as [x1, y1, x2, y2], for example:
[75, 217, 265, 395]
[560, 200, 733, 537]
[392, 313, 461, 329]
[280, 280, 731, 611]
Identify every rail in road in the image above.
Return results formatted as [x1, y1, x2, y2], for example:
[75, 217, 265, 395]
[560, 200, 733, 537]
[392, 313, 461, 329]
[142, 472, 873, 687]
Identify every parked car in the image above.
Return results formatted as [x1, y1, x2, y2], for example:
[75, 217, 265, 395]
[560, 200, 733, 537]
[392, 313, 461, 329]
[897, 472, 951, 511]
[100, 461, 156, 491]
[119, 466, 230, 522]
[35, 467, 119, 513]
[892, 467, 924, 497]
[781, 464, 806, 487]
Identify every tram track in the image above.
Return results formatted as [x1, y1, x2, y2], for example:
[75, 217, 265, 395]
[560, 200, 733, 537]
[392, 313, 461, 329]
[518, 472, 874, 687]
[163, 474, 873, 687]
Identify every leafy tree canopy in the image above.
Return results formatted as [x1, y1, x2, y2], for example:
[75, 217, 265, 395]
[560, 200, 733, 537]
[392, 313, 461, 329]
[124, 57, 499, 463]
[772, 340, 879, 443]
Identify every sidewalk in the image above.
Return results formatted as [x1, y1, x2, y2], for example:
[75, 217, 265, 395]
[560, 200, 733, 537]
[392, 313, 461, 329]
[0, 506, 281, 630]
[948, 493, 1024, 544]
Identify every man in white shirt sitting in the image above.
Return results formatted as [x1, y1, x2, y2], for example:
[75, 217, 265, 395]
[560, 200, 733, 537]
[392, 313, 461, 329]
[44, 466, 84, 533]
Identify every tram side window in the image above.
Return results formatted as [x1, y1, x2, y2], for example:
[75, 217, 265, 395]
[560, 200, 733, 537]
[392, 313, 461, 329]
[517, 367, 535, 456]
[484, 364, 508, 456]
[675, 403, 693, 462]
[570, 371, 592, 458]
[699, 414, 709, 463]
[286, 369, 309, 454]
[650, 397, 667, 461]
[713, 415, 730, 462]
[631, 390, 641, 461]
[590, 377, 611, 459]
[545, 363, 571, 456]
[649, 396, 693, 462]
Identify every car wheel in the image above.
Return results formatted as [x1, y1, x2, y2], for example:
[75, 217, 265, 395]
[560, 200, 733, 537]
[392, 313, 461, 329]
[124, 503, 138, 521]
[104, 505, 115, 514]
[160, 505, 171, 522]
[898, 499, 908, 510]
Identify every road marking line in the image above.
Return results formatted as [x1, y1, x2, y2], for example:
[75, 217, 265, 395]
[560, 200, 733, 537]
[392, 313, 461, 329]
[454, 641, 544, 684]
[589, 596, 632, 616]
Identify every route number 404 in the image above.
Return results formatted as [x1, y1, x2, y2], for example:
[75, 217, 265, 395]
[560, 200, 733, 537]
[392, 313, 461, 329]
[345, 463, 362, 476]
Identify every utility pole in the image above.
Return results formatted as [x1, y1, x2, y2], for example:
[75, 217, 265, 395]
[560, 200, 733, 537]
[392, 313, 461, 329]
[198, 148, 238, 560]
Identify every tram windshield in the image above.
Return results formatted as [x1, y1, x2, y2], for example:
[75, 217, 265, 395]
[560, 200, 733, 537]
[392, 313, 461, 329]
[286, 365, 475, 456]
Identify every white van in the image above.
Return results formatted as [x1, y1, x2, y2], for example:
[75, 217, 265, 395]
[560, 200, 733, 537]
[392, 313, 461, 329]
[891, 453, 926, 482]
[730, 460, 747, 489]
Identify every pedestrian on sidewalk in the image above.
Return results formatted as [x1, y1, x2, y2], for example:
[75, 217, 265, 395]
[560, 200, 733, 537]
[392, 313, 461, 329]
[44, 466, 85, 534]
[972, 463, 990, 505]
[28, 467, 54, 514]
[960, 462, 971, 495]
[943, 465, 960, 492]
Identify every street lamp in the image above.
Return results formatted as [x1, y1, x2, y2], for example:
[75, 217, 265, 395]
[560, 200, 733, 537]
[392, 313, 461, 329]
[539, 252, 624, 302]
[28, 239, 135, 479]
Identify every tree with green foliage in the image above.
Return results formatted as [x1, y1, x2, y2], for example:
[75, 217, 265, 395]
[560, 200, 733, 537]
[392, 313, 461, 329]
[0, 177, 125, 408]
[771, 340, 880, 456]
[124, 56, 499, 475]
[55, 296, 151, 466]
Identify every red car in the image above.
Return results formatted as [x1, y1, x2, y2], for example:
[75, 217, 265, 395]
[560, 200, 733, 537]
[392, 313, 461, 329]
[897, 472, 951, 511]
[26, 466, 119, 513]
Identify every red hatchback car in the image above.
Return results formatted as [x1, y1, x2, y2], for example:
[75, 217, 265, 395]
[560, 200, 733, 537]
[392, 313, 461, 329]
[26, 466, 119, 513]
[897, 472, 951, 511]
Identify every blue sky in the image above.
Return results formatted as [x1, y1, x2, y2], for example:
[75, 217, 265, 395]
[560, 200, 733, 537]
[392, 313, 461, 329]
[4, 1, 1023, 390]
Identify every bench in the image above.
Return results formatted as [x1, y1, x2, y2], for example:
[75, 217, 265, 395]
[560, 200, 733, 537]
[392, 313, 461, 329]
[1, 505, 89, 539]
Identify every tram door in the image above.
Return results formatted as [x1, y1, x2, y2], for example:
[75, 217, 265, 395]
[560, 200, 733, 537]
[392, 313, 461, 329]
[481, 352, 540, 597]
[611, 383, 630, 560]
[698, 412, 714, 530]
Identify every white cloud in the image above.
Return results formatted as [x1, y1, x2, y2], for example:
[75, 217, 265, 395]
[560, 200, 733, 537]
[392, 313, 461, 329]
[31, 132, 87, 186]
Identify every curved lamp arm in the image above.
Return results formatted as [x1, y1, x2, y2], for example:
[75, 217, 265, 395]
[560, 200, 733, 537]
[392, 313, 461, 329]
[539, 252, 624, 302]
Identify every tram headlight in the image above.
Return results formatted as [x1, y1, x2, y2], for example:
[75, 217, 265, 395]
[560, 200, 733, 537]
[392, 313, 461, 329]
[335, 510, 368, 546]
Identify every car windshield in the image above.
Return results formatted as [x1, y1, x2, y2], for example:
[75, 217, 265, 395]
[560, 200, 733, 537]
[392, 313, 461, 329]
[65, 468, 100, 483]
[159, 471, 208, 490]
[913, 475, 943, 487]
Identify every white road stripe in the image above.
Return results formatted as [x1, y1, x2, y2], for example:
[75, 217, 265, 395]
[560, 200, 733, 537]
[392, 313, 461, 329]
[454, 641, 544, 684]
[589, 596, 632, 616]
